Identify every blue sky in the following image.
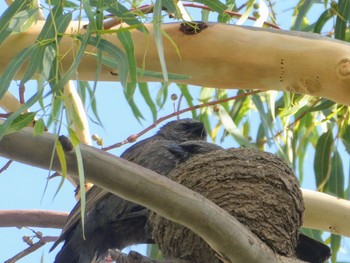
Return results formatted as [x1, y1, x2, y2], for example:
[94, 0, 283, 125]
[0, 1, 349, 263]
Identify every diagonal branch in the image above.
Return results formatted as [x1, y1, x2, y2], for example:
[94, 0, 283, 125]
[0, 127, 302, 263]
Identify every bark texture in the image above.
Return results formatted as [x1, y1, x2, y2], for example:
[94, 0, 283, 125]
[149, 148, 304, 262]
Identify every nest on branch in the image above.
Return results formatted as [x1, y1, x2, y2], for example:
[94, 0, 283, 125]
[148, 148, 304, 262]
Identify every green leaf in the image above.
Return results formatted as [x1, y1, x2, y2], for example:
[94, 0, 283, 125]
[37, 4, 72, 43]
[0, 45, 35, 100]
[330, 234, 341, 263]
[153, 0, 168, 82]
[5, 112, 36, 134]
[178, 84, 197, 119]
[335, 0, 350, 40]
[8, 8, 38, 33]
[0, 0, 32, 45]
[139, 83, 158, 122]
[341, 124, 350, 154]
[162, 0, 182, 19]
[47, 94, 63, 128]
[124, 89, 144, 122]
[118, 30, 137, 91]
[53, 31, 90, 91]
[87, 37, 129, 89]
[314, 9, 334, 33]
[76, 145, 86, 238]
[194, 0, 227, 14]
[80, 81, 103, 127]
[251, 93, 273, 146]
[68, 127, 81, 147]
[314, 130, 334, 190]
[92, 0, 143, 28]
[33, 119, 46, 136]
[308, 99, 335, 113]
[291, 0, 314, 31]
[137, 69, 190, 80]
[53, 139, 68, 199]
[230, 90, 249, 124]
[82, 0, 97, 30]
[326, 150, 345, 198]
[156, 83, 169, 108]
[218, 105, 255, 147]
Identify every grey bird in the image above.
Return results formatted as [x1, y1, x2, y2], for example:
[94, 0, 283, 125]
[50, 119, 207, 263]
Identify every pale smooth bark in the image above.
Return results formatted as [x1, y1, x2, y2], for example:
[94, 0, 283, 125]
[1, 22, 350, 105]
[302, 189, 350, 236]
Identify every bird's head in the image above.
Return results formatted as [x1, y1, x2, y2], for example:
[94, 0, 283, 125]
[157, 119, 207, 142]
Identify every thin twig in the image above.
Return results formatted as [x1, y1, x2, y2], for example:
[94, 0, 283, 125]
[0, 112, 12, 118]
[0, 159, 13, 173]
[102, 90, 261, 151]
[19, 81, 25, 105]
[4, 236, 58, 263]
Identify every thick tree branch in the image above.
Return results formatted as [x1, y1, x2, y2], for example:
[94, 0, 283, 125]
[0, 128, 304, 263]
[0, 210, 68, 229]
[302, 189, 350, 236]
[0, 91, 21, 112]
[1, 23, 350, 105]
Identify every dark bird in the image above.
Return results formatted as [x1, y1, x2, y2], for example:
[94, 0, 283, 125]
[149, 141, 331, 263]
[50, 119, 207, 263]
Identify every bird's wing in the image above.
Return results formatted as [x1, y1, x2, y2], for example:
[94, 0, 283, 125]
[50, 186, 110, 251]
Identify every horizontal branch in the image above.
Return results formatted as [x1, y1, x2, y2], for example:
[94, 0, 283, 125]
[0, 128, 302, 263]
[0, 210, 68, 229]
[1, 23, 350, 105]
[302, 189, 350, 236]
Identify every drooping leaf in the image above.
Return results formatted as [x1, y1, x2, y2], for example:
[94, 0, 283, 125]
[0, 0, 32, 45]
[291, 0, 314, 31]
[177, 84, 197, 119]
[0, 46, 35, 100]
[218, 105, 255, 147]
[53, 138, 68, 199]
[139, 83, 158, 122]
[335, 0, 350, 40]
[314, 9, 335, 33]
[124, 87, 144, 122]
[47, 93, 64, 128]
[33, 119, 46, 136]
[8, 8, 38, 33]
[330, 234, 341, 263]
[87, 36, 129, 89]
[153, 0, 168, 82]
[5, 112, 36, 134]
[91, 0, 143, 28]
[326, 150, 345, 198]
[156, 83, 169, 109]
[314, 130, 334, 190]
[81, 0, 97, 30]
[195, 0, 229, 14]
[118, 30, 137, 91]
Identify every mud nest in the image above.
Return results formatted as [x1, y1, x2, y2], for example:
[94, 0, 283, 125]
[148, 148, 304, 263]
